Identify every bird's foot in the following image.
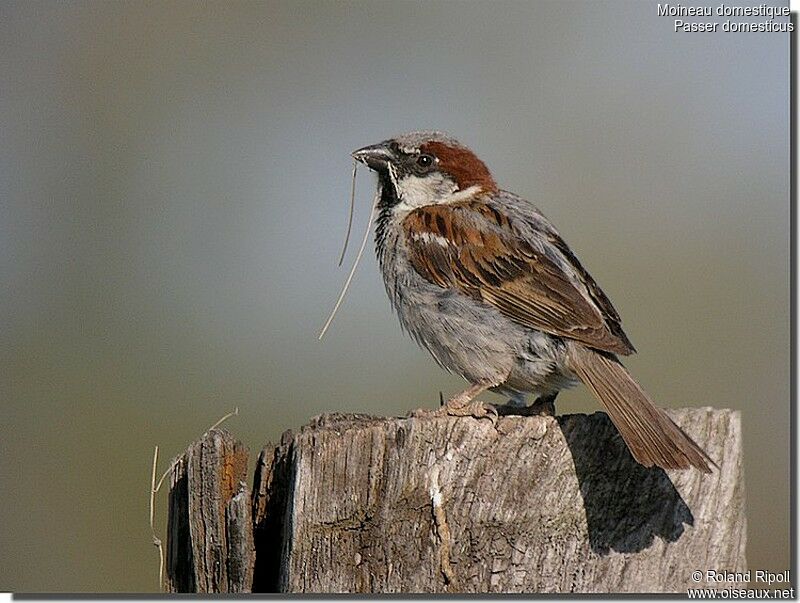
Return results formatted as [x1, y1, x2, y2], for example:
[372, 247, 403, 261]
[408, 394, 498, 425]
[443, 398, 498, 424]
[408, 381, 501, 424]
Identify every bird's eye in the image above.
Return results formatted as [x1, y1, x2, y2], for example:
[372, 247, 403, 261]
[416, 154, 434, 168]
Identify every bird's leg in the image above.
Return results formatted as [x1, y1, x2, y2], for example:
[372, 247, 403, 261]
[409, 380, 499, 424]
[495, 391, 558, 417]
[528, 391, 557, 416]
[444, 381, 498, 422]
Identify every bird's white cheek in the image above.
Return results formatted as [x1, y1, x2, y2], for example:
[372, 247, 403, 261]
[394, 175, 483, 212]
[395, 174, 456, 210]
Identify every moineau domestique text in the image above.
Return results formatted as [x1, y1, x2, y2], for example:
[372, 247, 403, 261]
[658, 4, 790, 18]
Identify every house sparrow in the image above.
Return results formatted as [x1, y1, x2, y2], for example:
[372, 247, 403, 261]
[351, 131, 712, 473]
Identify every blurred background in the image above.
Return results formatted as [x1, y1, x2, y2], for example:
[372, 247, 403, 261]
[1, 0, 789, 592]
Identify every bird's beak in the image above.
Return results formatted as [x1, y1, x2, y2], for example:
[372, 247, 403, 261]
[351, 142, 395, 172]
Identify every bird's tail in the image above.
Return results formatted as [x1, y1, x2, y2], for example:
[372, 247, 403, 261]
[566, 342, 714, 473]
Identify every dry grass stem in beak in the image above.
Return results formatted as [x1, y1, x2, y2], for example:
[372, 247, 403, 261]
[317, 174, 377, 340]
[337, 161, 358, 267]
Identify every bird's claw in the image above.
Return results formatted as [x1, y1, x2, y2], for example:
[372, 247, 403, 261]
[407, 400, 498, 425]
[446, 399, 498, 425]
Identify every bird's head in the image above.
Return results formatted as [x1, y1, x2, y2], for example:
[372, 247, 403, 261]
[352, 131, 497, 210]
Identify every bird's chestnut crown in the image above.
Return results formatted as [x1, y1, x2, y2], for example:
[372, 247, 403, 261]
[352, 131, 497, 209]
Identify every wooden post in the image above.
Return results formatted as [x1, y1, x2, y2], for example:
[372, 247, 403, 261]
[166, 408, 746, 593]
[165, 428, 254, 593]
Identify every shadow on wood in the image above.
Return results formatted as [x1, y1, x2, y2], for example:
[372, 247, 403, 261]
[251, 430, 294, 593]
[165, 459, 193, 592]
[558, 413, 693, 555]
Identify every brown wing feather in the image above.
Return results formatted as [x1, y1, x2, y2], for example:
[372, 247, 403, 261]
[546, 233, 634, 352]
[402, 203, 634, 355]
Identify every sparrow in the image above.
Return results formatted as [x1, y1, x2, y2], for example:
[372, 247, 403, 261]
[351, 131, 713, 473]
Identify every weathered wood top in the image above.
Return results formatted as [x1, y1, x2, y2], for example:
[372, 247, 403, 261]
[169, 407, 746, 593]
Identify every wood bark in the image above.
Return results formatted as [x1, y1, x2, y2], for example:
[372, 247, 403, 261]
[168, 408, 746, 594]
[165, 428, 254, 593]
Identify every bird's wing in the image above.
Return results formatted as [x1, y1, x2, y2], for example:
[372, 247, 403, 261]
[401, 200, 635, 355]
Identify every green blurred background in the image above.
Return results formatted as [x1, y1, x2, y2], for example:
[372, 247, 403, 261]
[1, 0, 789, 592]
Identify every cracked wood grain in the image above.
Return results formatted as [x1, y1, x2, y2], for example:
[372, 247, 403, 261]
[165, 428, 253, 593]
[276, 408, 745, 593]
[167, 408, 745, 593]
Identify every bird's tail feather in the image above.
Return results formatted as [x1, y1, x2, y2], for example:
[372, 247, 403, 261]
[566, 342, 714, 473]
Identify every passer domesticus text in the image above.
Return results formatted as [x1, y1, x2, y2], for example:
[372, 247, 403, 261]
[351, 131, 712, 472]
